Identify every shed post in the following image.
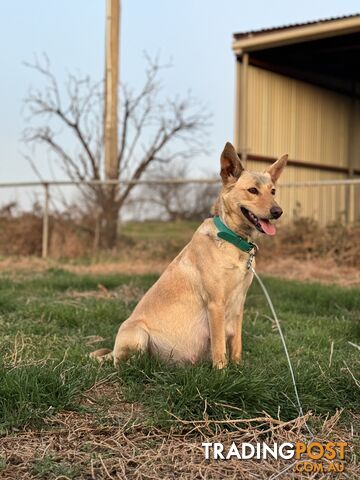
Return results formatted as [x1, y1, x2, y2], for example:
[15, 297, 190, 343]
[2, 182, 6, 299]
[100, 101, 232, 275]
[42, 183, 49, 259]
[234, 57, 242, 153]
[238, 53, 249, 164]
[345, 97, 359, 224]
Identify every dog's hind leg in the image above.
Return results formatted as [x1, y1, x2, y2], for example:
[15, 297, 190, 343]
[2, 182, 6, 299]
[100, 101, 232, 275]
[89, 348, 113, 363]
[112, 321, 149, 366]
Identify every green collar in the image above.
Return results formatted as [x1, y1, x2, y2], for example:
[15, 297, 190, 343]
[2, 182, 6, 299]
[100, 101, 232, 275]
[213, 216, 256, 253]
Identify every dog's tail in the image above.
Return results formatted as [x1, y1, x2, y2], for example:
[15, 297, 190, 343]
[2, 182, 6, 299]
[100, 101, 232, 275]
[89, 348, 113, 363]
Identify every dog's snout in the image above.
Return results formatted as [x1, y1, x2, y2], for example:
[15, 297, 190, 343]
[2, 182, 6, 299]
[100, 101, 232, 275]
[270, 206, 283, 219]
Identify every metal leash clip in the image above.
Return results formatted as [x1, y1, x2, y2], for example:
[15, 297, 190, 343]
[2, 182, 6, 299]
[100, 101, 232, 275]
[247, 252, 255, 270]
[247, 244, 258, 270]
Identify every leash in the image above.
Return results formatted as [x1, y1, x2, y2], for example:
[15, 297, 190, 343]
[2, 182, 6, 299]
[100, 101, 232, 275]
[250, 266, 315, 479]
[250, 266, 313, 438]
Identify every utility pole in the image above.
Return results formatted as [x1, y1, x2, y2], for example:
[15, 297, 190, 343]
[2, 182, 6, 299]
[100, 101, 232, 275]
[104, 0, 120, 180]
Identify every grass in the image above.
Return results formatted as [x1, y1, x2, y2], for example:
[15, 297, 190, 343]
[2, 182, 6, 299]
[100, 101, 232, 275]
[60, 220, 199, 266]
[31, 455, 80, 479]
[0, 268, 359, 436]
[121, 219, 198, 241]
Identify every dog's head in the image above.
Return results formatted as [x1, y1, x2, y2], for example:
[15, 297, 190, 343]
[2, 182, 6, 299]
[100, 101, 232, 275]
[218, 142, 288, 236]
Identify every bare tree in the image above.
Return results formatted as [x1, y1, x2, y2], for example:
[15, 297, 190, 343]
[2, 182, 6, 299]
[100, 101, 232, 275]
[22, 54, 210, 248]
[129, 163, 219, 221]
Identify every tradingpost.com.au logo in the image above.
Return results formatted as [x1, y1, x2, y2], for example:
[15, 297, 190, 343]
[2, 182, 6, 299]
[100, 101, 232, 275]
[202, 441, 348, 474]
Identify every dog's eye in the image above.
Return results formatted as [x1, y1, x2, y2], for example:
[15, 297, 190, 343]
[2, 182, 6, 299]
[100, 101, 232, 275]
[271, 189, 276, 195]
[248, 187, 259, 195]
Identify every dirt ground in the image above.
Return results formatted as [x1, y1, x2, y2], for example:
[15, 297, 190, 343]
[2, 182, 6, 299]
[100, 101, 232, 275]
[0, 255, 358, 287]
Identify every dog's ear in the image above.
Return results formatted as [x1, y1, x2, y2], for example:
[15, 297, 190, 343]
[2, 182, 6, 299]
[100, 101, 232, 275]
[220, 142, 244, 184]
[266, 154, 288, 184]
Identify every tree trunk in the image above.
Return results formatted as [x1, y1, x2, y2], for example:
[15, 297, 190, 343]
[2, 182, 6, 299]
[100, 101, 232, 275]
[101, 197, 120, 249]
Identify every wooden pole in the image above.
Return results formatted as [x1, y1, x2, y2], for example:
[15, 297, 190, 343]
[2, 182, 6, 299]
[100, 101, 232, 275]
[104, 0, 120, 180]
[42, 183, 49, 259]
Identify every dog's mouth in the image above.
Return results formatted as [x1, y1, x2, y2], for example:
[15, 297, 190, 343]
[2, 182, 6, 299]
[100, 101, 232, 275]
[240, 207, 276, 236]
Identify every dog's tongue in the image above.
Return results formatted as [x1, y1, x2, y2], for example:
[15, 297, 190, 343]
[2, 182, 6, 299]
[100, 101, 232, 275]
[259, 219, 276, 236]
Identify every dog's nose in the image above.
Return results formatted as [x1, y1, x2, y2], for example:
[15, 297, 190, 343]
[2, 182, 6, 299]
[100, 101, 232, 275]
[270, 206, 283, 219]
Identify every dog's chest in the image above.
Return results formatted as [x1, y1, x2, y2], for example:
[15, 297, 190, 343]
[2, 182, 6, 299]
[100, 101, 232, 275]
[222, 258, 254, 308]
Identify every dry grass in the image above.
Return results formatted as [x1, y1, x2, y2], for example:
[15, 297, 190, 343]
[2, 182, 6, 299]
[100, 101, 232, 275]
[67, 283, 146, 303]
[1, 213, 360, 265]
[257, 257, 360, 287]
[0, 213, 94, 258]
[68, 260, 170, 276]
[1, 218, 360, 287]
[258, 220, 360, 268]
[1, 380, 358, 480]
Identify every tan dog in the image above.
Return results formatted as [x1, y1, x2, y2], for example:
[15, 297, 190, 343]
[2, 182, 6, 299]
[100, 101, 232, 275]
[91, 142, 287, 369]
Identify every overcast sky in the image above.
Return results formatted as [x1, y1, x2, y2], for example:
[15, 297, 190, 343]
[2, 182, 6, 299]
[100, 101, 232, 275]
[0, 0, 359, 185]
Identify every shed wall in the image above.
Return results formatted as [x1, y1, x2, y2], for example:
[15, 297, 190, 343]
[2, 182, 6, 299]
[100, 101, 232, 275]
[245, 160, 355, 226]
[246, 65, 360, 169]
[239, 65, 360, 225]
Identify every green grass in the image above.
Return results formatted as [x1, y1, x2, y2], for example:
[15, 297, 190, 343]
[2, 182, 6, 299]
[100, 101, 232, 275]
[121, 220, 198, 241]
[31, 455, 80, 479]
[64, 220, 199, 265]
[0, 268, 359, 434]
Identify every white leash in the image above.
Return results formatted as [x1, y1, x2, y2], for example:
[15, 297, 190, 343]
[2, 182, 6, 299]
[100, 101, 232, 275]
[251, 266, 311, 432]
[251, 267, 315, 479]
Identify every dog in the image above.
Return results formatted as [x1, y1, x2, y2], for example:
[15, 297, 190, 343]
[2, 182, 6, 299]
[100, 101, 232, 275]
[91, 142, 287, 369]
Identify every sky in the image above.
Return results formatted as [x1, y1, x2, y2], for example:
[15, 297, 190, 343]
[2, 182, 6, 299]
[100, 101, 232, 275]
[0, 0, 359, 186]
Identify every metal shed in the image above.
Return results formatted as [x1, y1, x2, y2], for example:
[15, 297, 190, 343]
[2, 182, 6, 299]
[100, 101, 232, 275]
[232, 14, 360, 224]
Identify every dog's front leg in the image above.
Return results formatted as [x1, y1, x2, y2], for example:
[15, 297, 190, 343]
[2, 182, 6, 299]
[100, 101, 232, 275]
[229, 303, 244, 364]
[208, 301, 227, 369]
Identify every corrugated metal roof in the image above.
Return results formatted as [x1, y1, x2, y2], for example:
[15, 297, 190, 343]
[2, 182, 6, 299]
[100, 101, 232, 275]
[233, 13, 360, 39]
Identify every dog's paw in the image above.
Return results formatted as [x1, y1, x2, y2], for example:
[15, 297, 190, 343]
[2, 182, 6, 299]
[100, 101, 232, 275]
[231, 355, 242, 365]
[213, 358, 228, 370]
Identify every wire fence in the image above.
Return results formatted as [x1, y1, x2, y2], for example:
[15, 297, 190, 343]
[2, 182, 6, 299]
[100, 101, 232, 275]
[0, 177, 359, 258]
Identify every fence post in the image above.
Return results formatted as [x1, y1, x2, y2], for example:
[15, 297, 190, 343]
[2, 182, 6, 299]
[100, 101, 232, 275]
[42, 183, 49, 259]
